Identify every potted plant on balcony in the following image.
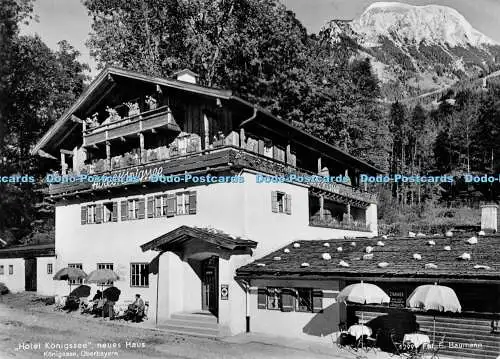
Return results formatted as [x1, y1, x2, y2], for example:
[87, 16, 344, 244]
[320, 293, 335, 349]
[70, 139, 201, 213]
[124, 102, 140, 117]
[145, 95, 157, 111]
[85, 112, 100, 129]
[105, 106, 121, 123]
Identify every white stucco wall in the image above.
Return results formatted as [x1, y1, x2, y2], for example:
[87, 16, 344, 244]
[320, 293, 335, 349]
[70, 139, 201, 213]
[36, 257, 56, 296]
[0, 258, 24, 293]
[53, 170, 377, 335]
[247, 279, 345, 343]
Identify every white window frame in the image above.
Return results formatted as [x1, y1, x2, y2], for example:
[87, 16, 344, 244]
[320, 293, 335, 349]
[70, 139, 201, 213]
[68, 263, 83, 285]
[155, 195, 168, 217]
[97, 263, 114, 286]
[87, 205, 96, 224]
[130, 263, 149, 288]
[103, 202, 113, 222]
[176, 192, 190, 215]
[127, 199, 139, 220]
[47, 263, 53, 275]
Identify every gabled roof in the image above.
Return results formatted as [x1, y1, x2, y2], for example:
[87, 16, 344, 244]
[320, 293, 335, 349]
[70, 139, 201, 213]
[236, 234, 500, 283]
[32, 67, 382, 174]
[141, 225, 257, 252]
[0, 243, 55, 259]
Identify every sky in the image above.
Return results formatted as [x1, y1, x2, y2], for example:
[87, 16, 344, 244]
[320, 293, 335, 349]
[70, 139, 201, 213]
[22, 0, 500, 76]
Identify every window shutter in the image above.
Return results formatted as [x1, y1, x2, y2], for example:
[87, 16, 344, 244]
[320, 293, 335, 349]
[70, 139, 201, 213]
[121, 201, 128, 221]
[112, 202, 118, 222]
[257, 288, 267, 309]
[138, 198, 146, 219]
[281, 289, 295, 312]
[81, 206, 87, 225]
[258, 139, 264, 155]
[95, 204, 103, 223]
[271, 191, 278, 213]
[312, 290, 323, 313]
[166, 194, 176, 217]
[189, 191, 197, 214]
[285, 194, 292, 215]
[147, 197, 154, 218]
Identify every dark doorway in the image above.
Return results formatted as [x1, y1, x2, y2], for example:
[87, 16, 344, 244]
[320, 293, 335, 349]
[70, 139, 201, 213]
[25, 258, 37, 291]
[201, 256, 218, 317]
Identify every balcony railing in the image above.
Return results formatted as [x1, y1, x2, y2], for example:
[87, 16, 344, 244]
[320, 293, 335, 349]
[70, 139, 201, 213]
[83, 106, 180, 146]
[309, 216, 371, 232]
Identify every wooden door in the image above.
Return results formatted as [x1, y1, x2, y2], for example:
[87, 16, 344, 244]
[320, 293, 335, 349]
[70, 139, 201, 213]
[25, 258, 37, 292]
[201, 256, 218, 316]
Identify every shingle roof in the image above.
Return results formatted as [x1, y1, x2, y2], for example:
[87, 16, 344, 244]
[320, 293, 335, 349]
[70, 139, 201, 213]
[236, 234, 500, 282]
[0, 243, 55, 259]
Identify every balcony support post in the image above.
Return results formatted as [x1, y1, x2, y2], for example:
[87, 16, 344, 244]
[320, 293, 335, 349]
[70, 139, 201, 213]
[203, 112, 210, 150]
[106, 141, 111, 169]
[139, 133, 145, 163]
[347, 204, 351, 225]
[317, 157, 322, 174]
[319, 195, 325, 220]
[60, 152, 67, 175]
[240, 127, 246, 149]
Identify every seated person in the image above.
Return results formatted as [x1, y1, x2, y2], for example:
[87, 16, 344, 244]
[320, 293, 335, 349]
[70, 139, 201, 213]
[125, 294, 145, 322]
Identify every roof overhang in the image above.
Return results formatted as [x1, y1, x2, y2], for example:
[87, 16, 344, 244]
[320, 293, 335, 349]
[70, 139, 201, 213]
[0, 243, 55, 259]
[141, 225, 257, 256]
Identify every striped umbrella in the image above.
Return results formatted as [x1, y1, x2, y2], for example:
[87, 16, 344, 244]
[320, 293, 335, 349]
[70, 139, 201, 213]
[86, 269, 120, 318]
[407, 283, 461, 345]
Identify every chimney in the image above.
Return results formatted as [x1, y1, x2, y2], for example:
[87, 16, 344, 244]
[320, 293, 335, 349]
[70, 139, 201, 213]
[172, 69, 199, 84]
[480, 204, 498, 233]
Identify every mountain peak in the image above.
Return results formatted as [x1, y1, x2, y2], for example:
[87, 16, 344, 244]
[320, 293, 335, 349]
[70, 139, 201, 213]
[353, 2, 497, 48]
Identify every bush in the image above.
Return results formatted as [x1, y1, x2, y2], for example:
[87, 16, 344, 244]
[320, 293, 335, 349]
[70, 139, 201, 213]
[0, 282, 9, 295]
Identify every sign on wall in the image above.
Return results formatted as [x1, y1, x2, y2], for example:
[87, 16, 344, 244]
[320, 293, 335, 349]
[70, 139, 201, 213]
[221, 284, 229, 300]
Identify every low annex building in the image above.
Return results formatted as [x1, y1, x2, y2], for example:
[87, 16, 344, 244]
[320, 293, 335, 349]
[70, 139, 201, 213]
[236, 234, 500, 358]
[0, 243, 56, 295]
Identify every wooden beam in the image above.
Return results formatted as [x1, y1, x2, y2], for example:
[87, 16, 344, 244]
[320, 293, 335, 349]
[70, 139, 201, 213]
[71, 115, 84, 124]
[60, 149, 74, 155]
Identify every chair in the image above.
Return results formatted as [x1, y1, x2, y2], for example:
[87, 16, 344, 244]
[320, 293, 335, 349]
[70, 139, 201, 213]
[363, 329, 380, 353]
[389, 330, 406, 357]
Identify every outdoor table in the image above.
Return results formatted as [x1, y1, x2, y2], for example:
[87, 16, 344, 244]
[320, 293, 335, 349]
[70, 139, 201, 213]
[403, 333, 430, 349]
[348, 324, 372, 339]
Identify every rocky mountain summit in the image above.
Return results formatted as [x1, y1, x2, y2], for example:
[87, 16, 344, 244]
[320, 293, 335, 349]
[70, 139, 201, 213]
[323, 2, 500, 100]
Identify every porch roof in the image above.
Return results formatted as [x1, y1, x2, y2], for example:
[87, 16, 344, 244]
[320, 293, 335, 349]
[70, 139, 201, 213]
[141, 225, 257, 253]
[236, 234, 500, 283]
[0, 243, 55, 259]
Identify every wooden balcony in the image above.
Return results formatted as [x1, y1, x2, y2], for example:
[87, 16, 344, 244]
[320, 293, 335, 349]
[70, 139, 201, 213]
[83, 106, 180, 146]
[309, 216, 371, 232]
[48, 146, 378, 206]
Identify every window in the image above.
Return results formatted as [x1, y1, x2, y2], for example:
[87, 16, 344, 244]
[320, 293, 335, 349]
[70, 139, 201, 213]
[87, 205, 96, 224]
[103, 202, 113, 222]
[97, 263, 114, 286]
[155, 195, 168, 217]
[47, 263, 53, 275]
[130, 263, 149, 287]
[128, 199, 139, 220]
[266, 287, 281, 310]
[0, 265, 4, 275]
[68, 263, 83, 285]
[296, 288, 313, 312]
[176, 192, 190, 215]
[271, 191, 291, 214]
[8, 265, 13, 275]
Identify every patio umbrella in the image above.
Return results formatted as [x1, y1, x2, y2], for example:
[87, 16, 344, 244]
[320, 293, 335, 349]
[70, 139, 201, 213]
[337, 282, 390, 351]
[86, 269, 120, 318]
[406, 283, 461, 345]
[103, 286, 121, 302]
[69, 285, 91, 299]
[53, 267, 88, 295]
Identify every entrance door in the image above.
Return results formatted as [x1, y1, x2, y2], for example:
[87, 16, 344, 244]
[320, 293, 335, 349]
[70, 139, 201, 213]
[201, 256, 218, 316]
[25, 258, 37, 291]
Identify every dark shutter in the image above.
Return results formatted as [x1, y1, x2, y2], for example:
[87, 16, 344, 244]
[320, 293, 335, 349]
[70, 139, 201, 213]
[271, 191, 278, 213]
[81, 206, 87, 225]
[112, 202, 118, 222]
[257, 288, 267, 309]
[189, 191, 197, 214]
[285, 194, 292, 215]
[147, 197, 154, 218]
[312, 290, 323, 313]
[138, 198, 145, 219]
[281, 289, 295, 312]
[95, 204, 103, 223]
[121, 201, 128, 221]
[166, 194, 176, 217]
